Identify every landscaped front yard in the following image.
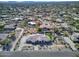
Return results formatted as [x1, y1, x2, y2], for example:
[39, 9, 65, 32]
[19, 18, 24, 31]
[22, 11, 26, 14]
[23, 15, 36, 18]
[45, 32, 54, 41]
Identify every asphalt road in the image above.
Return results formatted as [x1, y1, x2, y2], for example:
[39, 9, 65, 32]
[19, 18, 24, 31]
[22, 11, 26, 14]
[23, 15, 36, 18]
[0, 51, 78, 57]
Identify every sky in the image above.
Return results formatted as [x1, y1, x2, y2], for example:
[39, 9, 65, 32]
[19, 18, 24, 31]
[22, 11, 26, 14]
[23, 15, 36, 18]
[0, 0, 79, 2]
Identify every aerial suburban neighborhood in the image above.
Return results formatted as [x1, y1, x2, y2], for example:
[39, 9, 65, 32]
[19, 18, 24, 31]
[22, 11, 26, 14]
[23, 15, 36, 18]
[0, 1, 79, 57]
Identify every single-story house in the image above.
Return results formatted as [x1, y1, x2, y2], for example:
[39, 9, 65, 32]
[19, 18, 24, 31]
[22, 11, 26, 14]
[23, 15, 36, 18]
[61, 23, 69, 29]
[11, 17, 23, 21]
[39, 21, 53, 33]
[55, 18, 63, 23]
[27, 28, 37, 34]
[71, 33, 79, 43]
[4, 23, 16, 31]
[26, 34, 52, 45]
[4, 23, 16, 33]
[28, 21, 36, 26]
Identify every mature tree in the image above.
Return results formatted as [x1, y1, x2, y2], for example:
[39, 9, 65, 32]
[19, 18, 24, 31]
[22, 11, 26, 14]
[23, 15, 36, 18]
[20, 20, 27, 28]
[0, 22, 5, 31]
[0, 38, 11, 45]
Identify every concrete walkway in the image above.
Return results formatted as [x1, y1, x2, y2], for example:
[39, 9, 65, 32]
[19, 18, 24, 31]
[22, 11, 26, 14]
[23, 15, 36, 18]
[10, 28, 24, 51]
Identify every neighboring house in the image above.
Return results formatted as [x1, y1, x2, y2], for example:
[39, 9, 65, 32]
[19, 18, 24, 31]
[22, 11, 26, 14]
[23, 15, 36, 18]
[39, 21, 53, 33]
[55, 18, 63, 23]
[27, 28, 37, 34]
[11, 17, 23, 21]
[61, 23, 69, 28]
[28, 21, 36, 26]
[28, 22, 36, 28]
[4, 23, 16, 33]
[71, 33, 79, 43]
[40, 21, 52, 28]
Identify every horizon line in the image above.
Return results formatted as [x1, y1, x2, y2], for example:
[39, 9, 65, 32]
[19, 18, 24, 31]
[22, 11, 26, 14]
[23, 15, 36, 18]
[0, 0, 79, 2]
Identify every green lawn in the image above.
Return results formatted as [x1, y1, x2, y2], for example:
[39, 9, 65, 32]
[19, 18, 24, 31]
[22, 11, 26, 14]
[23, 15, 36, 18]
[70, 20, 79, 30]
[75, 43, 79, 49]
[45, 32, 54, 41]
